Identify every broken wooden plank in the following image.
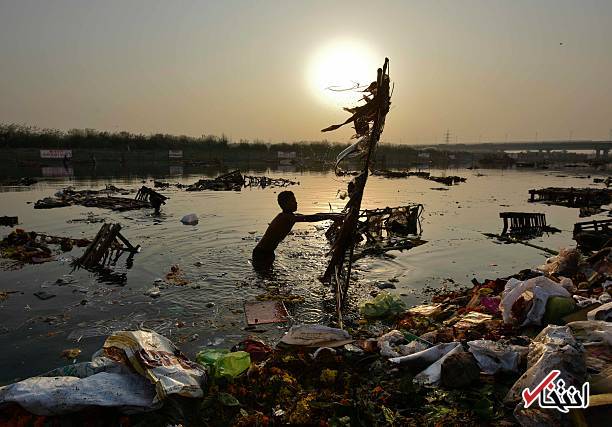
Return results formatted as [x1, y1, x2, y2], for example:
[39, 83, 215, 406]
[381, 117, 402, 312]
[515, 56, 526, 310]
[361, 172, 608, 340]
[77, 223, 139, 269]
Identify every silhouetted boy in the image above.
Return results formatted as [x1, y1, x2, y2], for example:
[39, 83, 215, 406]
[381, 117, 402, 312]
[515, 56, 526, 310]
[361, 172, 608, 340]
[252, 191, 341, 270]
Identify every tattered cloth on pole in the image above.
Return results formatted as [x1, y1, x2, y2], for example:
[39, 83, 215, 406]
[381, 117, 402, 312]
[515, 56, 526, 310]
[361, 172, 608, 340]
[320, 58, 392, 326]
[322, 67, 391, 174]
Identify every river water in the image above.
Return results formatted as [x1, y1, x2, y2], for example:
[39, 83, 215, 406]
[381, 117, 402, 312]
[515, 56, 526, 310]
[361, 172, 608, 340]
[0, 166, 608, 383]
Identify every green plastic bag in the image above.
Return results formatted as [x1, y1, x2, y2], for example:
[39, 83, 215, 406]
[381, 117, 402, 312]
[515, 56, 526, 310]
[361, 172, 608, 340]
[542, 296, 576, 325]
[196, 349, 229, 367]
[196, 349, 251, 379]
[360, 292, 407, 319]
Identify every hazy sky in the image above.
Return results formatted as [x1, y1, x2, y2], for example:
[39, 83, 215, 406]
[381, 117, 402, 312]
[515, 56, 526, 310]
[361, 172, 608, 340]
[1, 0, 611, 144]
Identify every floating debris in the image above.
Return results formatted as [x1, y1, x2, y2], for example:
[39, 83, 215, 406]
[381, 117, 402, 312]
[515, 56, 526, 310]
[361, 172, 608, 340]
[574, 218, 612, 252]
[529, 187, 611, 208]
[165, 264, 189, 286]
[34, 186, 149, 211]
[33, 291, 56, 300]
[135, 186, 168, 214]
[75, 223, 139, 269]
[60, 348, 81, 359]
[2, 177, 37, 186]
[244, 300, 289, 325]
[499, 212, 560, 236]
[427, 175, 467, 186]
[186, 170, 298, 192]
[66, 212, 106, 224]
[154, 180, 185, 189]
[370, 170, 466, 185]
[0, 229, 90, 264]
[0, 216, 18, 227]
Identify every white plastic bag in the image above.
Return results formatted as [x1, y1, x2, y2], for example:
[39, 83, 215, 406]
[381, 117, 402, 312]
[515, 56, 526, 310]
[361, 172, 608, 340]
[467, 340, 528, 374]
[506, 325, 586, 426]
[0, 372, 157, 416]
[501, 276, 571, 326]
[280, 324, 353, 347]
[377, 330, 428, 358]
[567, 320, 612, 346]
[413, 343, 464, 386]
[389, 342, 461, 372]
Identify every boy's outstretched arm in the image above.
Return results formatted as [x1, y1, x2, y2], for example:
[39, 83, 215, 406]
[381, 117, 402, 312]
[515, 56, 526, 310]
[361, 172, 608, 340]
[294, 213, 345, 222]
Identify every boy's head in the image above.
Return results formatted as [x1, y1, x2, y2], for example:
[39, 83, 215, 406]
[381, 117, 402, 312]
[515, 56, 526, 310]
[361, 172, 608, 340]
[278, 190, 297, 213]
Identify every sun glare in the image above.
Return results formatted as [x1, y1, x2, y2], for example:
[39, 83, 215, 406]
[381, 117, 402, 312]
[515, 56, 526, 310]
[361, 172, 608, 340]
[308, 40, 380, 108]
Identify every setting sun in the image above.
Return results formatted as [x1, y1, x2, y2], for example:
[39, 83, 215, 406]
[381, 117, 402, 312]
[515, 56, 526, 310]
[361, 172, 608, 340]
[308, 40, 380, 108]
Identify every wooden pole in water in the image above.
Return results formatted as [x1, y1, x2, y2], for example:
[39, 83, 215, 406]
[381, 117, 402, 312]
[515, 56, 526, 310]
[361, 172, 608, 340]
[321, 58, 391, 325]
[342, 62, 388, 299]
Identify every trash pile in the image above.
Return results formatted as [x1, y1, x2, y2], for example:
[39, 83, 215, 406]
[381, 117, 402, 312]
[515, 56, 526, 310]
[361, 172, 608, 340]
[2, 245, 608, 425]
[0, 229, 90, 264]
[34, 185, 150, 211]
[186, 170, 298, 192]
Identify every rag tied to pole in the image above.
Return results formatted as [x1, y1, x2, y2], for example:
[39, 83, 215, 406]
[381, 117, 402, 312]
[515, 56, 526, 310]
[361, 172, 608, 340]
[320, 58, 392, 316]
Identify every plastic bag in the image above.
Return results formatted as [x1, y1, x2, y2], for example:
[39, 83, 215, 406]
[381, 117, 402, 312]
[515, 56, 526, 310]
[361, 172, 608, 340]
[360, 292, 407, 319]
[0, 372, 157, 416]
[506, 325, 586, 426]
[279, 324, 353, 347]
[541, 296, 576, 325]
[467, 340, 528, 374]
[196, 348, 229, 366]
[567, 320, 612, 346]
[500, 276, 572, 326]
[103, 330, 207, 401]
[506, 325, 583, 403]
[389, 342, 461, 370]
[180, 213, 199, 225]
[377, 330, 428, 358]
[196, 350, 250, 379]
[567, 321, 612, 394]
[413, 344, 464, 386]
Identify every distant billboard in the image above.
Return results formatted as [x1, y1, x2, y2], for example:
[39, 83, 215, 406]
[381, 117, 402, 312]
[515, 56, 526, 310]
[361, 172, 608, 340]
[42, 166, 74, 177]
[40, 149, 72, 159]
[169, 149, 183, 159]
[417, 152, 430, 159]
[277, 151, 296, 159]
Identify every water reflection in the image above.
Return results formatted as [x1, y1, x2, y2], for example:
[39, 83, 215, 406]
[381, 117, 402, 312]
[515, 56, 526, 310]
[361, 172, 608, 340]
[0, 165, 607, 384]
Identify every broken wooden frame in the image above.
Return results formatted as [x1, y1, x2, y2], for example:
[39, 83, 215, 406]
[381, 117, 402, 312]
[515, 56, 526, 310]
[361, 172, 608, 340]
[529, 187, 612, 207]
[573, 218, 612, 251]
[76, 223, 140, 269]
[499, 212, 560, 236]
[135, 186, 168, 204]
